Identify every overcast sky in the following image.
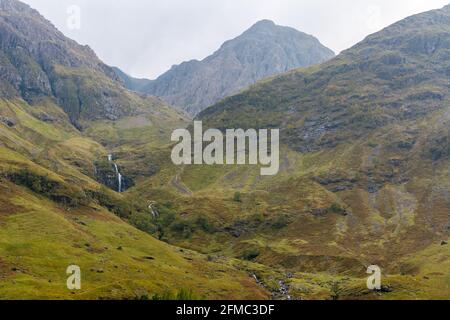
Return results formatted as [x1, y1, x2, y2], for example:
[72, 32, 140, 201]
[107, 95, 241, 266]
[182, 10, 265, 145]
[21, 0, 449, 79]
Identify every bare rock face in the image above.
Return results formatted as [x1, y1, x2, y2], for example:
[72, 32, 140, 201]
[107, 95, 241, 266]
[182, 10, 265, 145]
[0, 0, 139, 125]
[118, 20, 334, 116]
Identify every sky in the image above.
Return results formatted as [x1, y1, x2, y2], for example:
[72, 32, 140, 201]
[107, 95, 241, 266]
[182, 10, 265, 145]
[21, 0, 450, 79]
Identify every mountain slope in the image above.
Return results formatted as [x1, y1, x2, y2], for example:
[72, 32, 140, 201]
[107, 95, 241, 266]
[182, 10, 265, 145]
[0, 0, 270, 299]
[0, 0, 188, 187]
[0, 0, 183, 127]
[120, 20, 334, 116]
[1, 0, 449, 300]
[195, 3, 450, 258]
[112, 67, 152, 93]
[196, 4, 450, 244]
[0, 168, 267, 300]
[200, 7, 450, 151]
[119, 5, 450, 299]
[0, 96, 269, 299]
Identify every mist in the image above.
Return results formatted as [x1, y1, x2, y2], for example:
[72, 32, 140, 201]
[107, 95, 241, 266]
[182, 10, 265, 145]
[21, 0, 450, 78]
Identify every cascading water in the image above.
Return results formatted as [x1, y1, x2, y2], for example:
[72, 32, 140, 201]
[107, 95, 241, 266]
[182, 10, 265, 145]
[114, 164, 123, 193]
[108, 154, 123, 193]
[148, 201, 159, 219]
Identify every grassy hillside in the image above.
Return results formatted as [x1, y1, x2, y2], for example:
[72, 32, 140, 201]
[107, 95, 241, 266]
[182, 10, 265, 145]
[0, 180, 267, 300]
[0, 97, 268, 300]
[122, 127, 449, 299]
[0, 1, 448, 300]
[0, 0, 267, 300]
[113, 5, 450, 300]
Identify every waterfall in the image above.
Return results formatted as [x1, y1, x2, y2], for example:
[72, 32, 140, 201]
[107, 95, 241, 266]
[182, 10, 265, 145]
[113, 163, 123, 193]
[148, 201, 159, 219]
[108, 154, 123, 193]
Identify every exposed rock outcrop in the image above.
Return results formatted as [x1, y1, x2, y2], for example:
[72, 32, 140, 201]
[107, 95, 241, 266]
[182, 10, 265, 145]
[0, 0, 169, 126]
[117, 20, 334, 116]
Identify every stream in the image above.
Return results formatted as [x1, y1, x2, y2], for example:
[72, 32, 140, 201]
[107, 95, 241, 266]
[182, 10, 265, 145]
[108, 154, 123, 193]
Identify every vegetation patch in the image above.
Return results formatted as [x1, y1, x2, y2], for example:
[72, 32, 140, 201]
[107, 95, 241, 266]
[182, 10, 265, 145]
[4, 170, 87, 208]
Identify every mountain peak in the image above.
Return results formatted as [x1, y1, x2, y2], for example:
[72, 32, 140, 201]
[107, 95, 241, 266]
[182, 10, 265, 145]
[249, 19, 277, 30]
[0, 0, 35, 14]
[200, 3, 450, 153]
[123, 20, 334, 116]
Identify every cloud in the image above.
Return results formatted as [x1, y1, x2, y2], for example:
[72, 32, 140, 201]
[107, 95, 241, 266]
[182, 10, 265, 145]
[21, 0, 450, 78]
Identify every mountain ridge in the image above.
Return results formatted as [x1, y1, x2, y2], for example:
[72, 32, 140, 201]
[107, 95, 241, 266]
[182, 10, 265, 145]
[0, 0, 448, 300]
[0, 0, 268, 300]
[199, 5, 450, 153]
[117, 19, 335, 116]
[0, 0, 182, 127]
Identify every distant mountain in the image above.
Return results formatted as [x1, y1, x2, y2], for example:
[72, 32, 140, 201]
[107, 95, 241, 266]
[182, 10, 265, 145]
[118, 20, 334, 116]
[111, 66, 151, 93]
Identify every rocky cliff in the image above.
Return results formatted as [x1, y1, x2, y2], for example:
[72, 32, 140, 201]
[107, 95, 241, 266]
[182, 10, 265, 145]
[0, 0, 173, 126]
[119, 20, 334, 116]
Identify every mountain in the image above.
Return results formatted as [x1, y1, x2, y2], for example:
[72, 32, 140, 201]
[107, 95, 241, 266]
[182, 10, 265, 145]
[118, 20, 335, 116]
[199, 7, 450, 152]
[194, 2, 450, 264]
[0, 0, 269, 299]
[1, 0, 449, 300]
[122, 5, 449, 299]
[112, 66, 152, 93]
[0, 0, 181, 127]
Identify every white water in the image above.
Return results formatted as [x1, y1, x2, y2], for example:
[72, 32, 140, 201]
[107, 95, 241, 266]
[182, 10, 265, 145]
[113, 163, 123, 193]
[108, 154, 123, 193]
[148, 202, 159, 219]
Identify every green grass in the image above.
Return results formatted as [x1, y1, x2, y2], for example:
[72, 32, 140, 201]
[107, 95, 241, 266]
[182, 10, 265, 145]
[0, 96, 267, 300]
[0, 181, 268, 300]
[1, 5, 450, 300]
[121, 111, 449, 300]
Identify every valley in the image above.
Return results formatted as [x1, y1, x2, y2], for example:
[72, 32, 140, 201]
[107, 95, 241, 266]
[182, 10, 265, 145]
[0, 0, 449, 300]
